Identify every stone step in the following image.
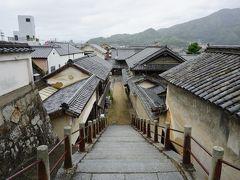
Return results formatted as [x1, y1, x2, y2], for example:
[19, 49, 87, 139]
[76, 159, 177, 173]
[85, 152, 166, 160]
[72, 172, 184, 180]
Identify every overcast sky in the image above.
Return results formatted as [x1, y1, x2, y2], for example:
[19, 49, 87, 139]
[0, 0, 239, 42]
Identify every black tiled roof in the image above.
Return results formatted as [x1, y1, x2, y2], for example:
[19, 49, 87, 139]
[160, 46, 240, 118]
[111, 48, 139, 61]
[125, 73, 166, 120]
[126, 46, 185, 70]
[43, 75, 100, 117]
[63, 75, 100, 117]
[74, 55, 112, 81]
[110, 59, 128, 69]
[0, 41, 33, 54]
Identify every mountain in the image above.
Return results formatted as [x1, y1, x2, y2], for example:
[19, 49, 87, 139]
[88, 8, 240, 47]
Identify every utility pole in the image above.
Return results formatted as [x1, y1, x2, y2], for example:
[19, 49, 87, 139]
[0, 30, 4, 41]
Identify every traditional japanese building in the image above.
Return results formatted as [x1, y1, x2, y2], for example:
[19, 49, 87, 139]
[37, 55, 112, 142]
[160, 45, 240, 180]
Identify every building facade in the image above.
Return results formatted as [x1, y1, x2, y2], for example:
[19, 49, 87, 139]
[160, 45, 240, 180]
[8, 15, 40, 46]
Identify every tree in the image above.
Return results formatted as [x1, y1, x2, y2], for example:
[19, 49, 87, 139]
[187, 42, 202, 54]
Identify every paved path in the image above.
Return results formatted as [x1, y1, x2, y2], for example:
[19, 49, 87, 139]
[108, 76, 133, 125]
[72, 125, 184, 180]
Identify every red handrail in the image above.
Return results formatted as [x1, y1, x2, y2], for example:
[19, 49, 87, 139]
[188, 149, 209, 175]
[191, 136, 212, 157]
[221, 159, 240, 171]
[6, 160, 41, 180]
[50, 152, 67, 174]
[48, 137, 66, 155]
[169, 128, 184, 134]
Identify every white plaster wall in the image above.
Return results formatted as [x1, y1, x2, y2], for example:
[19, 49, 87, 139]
[47, 49, 84, 73]
[47, 67, 89, 88]
[166, 84, 240, 180]
[0, 53, 33, 96]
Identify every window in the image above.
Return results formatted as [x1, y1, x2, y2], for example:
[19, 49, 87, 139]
[26, 35, 30, 40]
[50, 66, 56, 72]
[26, 18, 30, 22]
[14, 35, 18, 41]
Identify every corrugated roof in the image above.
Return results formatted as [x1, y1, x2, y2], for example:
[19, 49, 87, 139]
[74, 55, 112, 81]
[160, 46, 240, 118]
[53, 42, 82, 56]
[0, 41, 33, 54]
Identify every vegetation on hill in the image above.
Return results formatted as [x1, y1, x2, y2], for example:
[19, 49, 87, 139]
[88, 8, 240, 47]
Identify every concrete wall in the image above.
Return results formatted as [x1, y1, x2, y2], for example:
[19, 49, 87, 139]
[47, 66, 89, 88]
[14, 15, 35, 38]
[0, 85, 56, 178]
[165, 84, 240, 179]
[0, 53, 33, 96]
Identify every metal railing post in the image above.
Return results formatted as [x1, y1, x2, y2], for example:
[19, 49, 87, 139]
[143, 119, 146, 134]
[164, 122, 171, 150]
[146, 119, 151, 138]
[133, 115, 136, 127]
[209, 146, 224, 180]
[79, 123, 85, 152]
[131, 114, 134, 125]
[93, 120, 96, 138]
[87, 121, 93, 144]
[139, 118, 141, 131]
[99, 118, 102, 132]
[96, 119, 99, 135]
[183, 125, 192, 166]
[154, 120, 158, 143]
[37, 145, 50, 180]
[64, 126, 72, 169]
[137, 118, 140, 130]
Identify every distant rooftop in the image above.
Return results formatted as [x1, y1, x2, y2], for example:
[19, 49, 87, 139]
[0, 41, 33, 54]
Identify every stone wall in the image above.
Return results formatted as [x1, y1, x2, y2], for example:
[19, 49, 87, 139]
[0, 84, 56, 178]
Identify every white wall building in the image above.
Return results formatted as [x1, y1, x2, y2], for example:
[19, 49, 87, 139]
[0, 42, 33, 96]
[8, 15, 39, 46]
[32, 42, 84, 73]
